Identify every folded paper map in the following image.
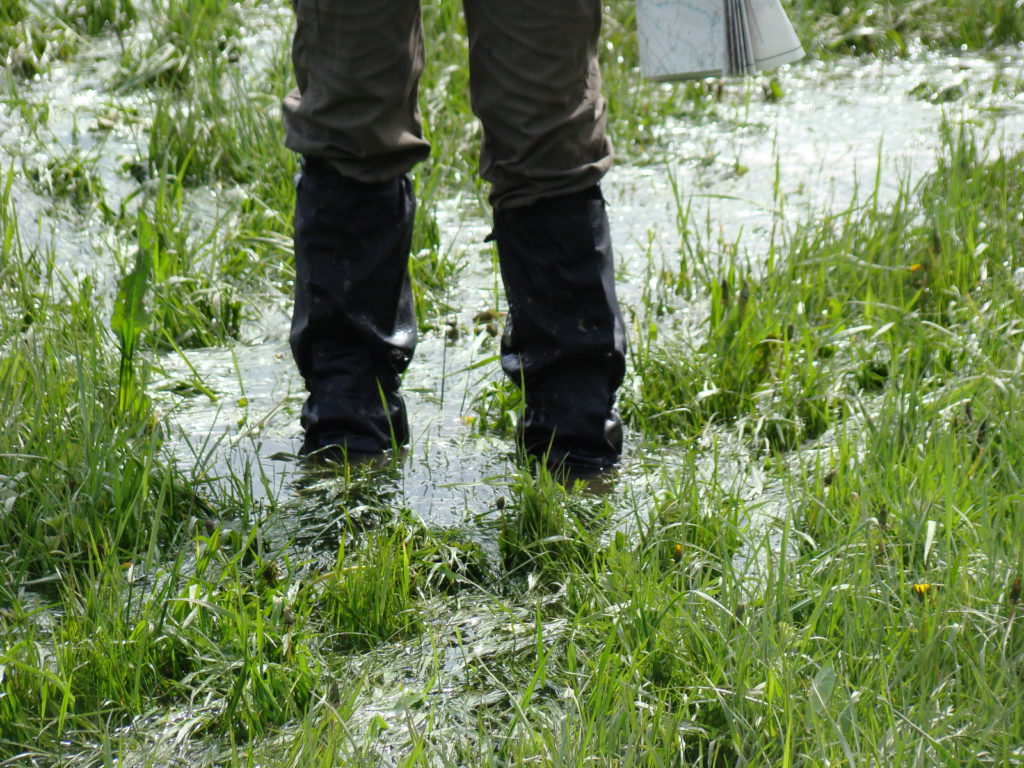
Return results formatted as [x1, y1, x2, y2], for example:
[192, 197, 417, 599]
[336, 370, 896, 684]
[637, 0, 805, 81]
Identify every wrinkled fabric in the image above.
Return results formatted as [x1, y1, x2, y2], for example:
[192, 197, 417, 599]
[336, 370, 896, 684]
[282, 0, 612, 208]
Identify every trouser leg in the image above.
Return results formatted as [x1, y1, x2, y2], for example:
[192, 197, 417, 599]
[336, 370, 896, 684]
[463, 0, 612, 208]
[283, 0, 424, 455]
[465, 0, 626, 470]
[283, 0, 429, 182]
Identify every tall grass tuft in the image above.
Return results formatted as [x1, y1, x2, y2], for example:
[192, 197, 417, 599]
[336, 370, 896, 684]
[0, 169, 191, 578]
[499, 467, 605, 577]
[60, 0, 137, 35]
[116, 0, 241, 90]
[122, 171, 243, 349]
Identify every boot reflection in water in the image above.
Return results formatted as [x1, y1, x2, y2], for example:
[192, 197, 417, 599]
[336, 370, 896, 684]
[282, 0, 626, 473]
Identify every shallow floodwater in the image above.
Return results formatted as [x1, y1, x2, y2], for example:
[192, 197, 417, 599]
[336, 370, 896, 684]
[144, 46, 1024, 531]
[4, 25, 1024, 762]
[3, 18, 1022, 584]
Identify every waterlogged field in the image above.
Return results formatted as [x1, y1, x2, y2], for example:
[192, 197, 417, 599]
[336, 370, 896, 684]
[1, 0, 1024, 765]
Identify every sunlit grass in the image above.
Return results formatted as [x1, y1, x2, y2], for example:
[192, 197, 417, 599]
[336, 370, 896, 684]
[59, 0, 137, 34]
[1, 0, 1023, 764]
[0, 5, 77, 78]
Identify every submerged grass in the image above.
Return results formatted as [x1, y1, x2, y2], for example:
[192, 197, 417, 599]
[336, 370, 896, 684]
[624, 121, 1024, 449]
[1, 0, 1023, 764]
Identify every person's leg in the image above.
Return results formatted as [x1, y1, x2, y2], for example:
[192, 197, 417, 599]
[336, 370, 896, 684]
[291, 161, 417, 456]
[463, 0, 612, 209]
[464, 0, 627, 472]
[283, 0, 425, 456]
[283, 0, 429, 182]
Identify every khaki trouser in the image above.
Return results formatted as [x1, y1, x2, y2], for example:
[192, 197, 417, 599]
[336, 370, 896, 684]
[282, 0, 612, 208]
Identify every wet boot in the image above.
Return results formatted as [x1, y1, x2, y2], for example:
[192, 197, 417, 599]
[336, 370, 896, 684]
[492, 186, 626, 474]
[291, 157, 417, 457]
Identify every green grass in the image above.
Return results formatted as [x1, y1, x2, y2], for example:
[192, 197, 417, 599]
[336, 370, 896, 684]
[790, 0, 1024, 54]
[123, 171, 245, 349]
[115, 0, 241, 90]
[497, 466, 615, 577]
[0, 5, 77, 78]
[23, 146, 107, 209]
[624, 121, 1024, 448]
[59, 0, 137, 34]
[610, 124, 1024, 762]
[315, 516, 486, 651]
[143, 63, 291, 187]
[0, 172, 195, 582]
[1, 0, 1023, 764]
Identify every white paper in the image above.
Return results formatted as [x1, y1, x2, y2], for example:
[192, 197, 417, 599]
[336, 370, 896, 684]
[636, 0, 726, 82]
[745, 0, 805, 70]
[637, 0, 804, 82]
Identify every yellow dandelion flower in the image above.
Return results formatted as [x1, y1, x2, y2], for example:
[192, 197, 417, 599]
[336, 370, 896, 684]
[912, 583, 933, 599]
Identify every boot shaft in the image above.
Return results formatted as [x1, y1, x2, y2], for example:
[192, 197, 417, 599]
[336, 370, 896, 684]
[291, 157, 417, 454]
[493, 186, 626, 471]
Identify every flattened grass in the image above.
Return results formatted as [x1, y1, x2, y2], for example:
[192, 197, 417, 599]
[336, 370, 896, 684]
[1, 0, 1022, 764]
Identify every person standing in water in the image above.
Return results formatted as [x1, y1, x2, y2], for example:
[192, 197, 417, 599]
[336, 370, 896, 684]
[283, 1, 626, 475]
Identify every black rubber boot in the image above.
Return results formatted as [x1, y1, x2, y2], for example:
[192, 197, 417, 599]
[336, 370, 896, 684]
[291, 157, 417, 457]
[493, 186, 626, 474]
